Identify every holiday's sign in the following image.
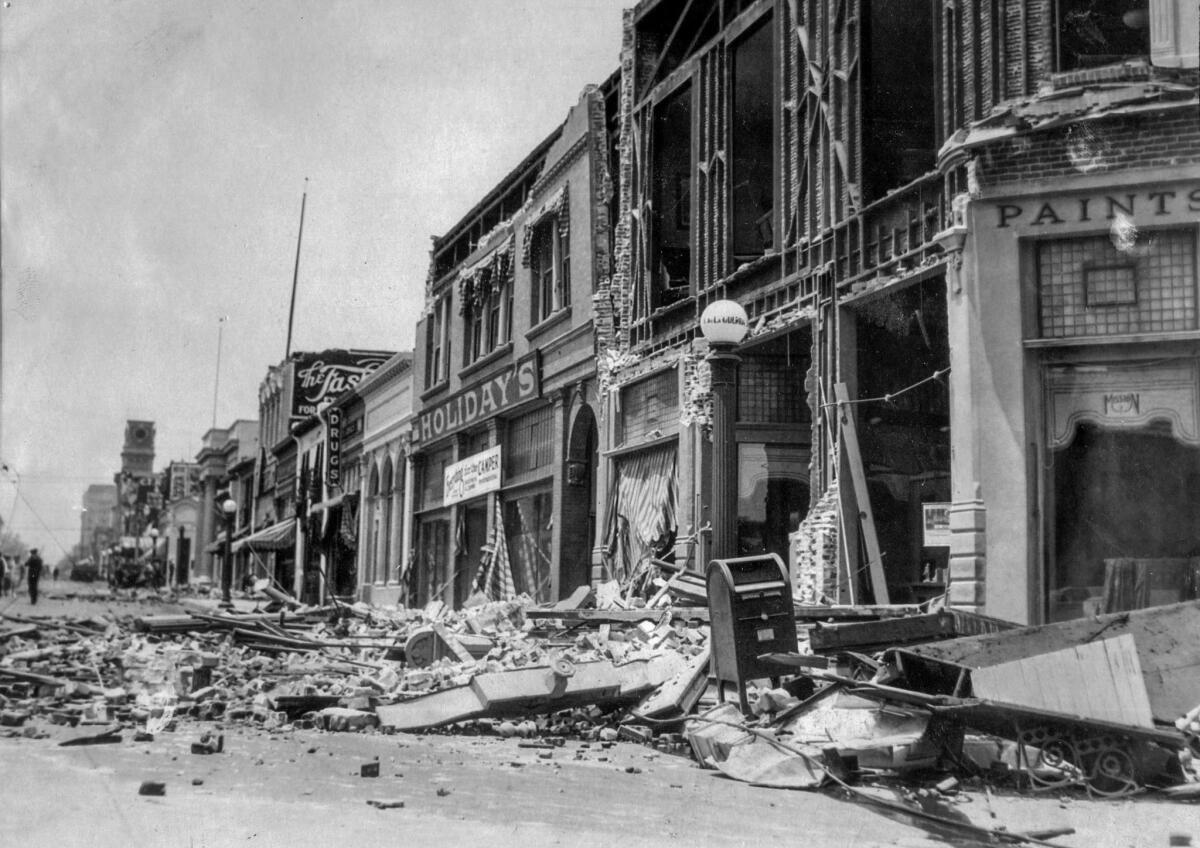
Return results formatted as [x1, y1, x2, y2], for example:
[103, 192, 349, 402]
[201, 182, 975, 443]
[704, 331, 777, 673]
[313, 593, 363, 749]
[415, 353, 540, 444]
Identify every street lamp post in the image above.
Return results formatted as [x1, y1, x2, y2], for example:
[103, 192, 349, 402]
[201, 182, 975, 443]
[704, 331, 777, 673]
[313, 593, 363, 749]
[220, 498, 237, 608]
[699, 300, 749, 561]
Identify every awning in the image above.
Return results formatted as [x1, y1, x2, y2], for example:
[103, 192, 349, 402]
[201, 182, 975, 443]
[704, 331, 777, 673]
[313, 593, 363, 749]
[232, 520, 296, 553]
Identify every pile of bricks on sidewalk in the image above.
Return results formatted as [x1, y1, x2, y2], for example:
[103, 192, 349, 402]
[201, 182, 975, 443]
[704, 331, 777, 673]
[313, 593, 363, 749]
[3, 581, 1200, 812]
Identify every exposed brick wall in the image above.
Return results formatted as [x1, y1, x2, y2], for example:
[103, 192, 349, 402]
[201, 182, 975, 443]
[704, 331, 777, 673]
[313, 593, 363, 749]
[971, 109, 1200, 188]
[595, 9, 637, 396]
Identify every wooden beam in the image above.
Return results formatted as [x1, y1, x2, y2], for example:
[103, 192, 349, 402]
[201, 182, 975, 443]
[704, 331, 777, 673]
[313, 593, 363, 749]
[834, 382, 889, 604]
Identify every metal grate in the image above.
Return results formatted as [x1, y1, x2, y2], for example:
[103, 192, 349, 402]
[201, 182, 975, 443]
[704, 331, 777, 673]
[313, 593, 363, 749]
[738, 354, 809, 424]
[620, 369, 679, 445]
[505, 404, 555, 477]
[1038, 230, 1197, 337]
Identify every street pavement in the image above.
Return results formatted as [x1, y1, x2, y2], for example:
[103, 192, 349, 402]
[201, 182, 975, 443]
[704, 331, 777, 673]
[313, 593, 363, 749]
[0, 585, 1196, 848]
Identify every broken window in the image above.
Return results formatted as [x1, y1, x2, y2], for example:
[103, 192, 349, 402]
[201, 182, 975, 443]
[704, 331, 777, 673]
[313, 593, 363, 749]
[530, 216, 569, 324]
[505, 490, 554, 602]
[862, 0, 936, 200]
[735, 331, 813, 566]
[635, 0, 720, 95]
[730, 15, 775, 261]
[1057, 0, 1150, 70]
[853, 278, 951, 603]
[652, 83, 694, 303]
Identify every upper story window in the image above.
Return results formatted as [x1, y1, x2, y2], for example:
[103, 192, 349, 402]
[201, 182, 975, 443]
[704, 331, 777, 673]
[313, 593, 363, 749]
[529, 215, 570, 324]
[424, 293, 451, 388]
[651, 83, 693, 301]
[1058, 0, 1150, 70]
[460, 238, 514, 366]
[730, 16, 775, 262]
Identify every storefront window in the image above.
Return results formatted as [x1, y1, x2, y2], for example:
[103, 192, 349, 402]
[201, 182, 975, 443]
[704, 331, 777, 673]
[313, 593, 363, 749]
[418, 447, 454, 510]
[506, 405, 554, 477]
[415, 518, 449, 606]
[605, 444, 678, 579]
[1049, 422, 1200, 622]
[737, 444, 810, 560]
[505, 490, 553, 602]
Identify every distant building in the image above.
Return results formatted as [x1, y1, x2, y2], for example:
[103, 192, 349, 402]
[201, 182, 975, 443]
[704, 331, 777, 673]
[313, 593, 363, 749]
[80, 484, 118, 564]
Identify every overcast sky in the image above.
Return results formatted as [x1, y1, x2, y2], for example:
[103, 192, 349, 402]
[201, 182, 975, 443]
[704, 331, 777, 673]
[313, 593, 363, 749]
[1, 0, 628, 561]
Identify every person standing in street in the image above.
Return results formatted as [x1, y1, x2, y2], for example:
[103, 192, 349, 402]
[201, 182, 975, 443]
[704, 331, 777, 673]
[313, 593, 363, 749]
[25, 548, 44, 604]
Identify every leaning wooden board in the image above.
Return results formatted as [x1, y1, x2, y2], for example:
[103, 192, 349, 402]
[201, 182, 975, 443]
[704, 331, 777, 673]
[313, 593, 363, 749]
[896, 599, 1200, 723]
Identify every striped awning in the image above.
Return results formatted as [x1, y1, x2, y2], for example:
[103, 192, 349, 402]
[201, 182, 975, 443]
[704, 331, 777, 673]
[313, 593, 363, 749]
[605, 443, 678, 580]
[232, 520, 295, 553]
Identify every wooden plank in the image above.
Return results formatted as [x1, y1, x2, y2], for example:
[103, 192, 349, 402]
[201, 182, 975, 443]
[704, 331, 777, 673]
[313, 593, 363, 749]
[834, 383, 889, 604]
[900, 599, 1200, 723]
[971, 634, 1153, 728]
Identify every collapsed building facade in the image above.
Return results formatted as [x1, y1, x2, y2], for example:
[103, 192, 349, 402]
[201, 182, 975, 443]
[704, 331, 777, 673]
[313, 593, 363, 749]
[596, 0, 1199, 624]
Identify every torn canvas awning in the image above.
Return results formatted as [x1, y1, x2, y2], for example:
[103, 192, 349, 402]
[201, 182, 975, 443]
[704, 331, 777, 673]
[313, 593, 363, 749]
[605, 444, 677, 578]
[232, 520, 296, 553]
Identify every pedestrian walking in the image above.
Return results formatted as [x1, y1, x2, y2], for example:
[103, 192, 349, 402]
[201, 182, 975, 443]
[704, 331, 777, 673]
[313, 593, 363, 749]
[0, 556, 10, 597]
[25, 548, 44, 605]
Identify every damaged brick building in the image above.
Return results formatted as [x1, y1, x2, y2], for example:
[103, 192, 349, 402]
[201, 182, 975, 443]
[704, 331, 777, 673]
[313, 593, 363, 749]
[594, 0, 1199, 624]
[409, 83, 619, 607]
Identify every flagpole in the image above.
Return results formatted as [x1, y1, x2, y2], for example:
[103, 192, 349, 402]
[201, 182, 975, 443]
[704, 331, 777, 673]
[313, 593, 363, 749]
[284, 178, 309, 359]
[211, 316, 227, 430]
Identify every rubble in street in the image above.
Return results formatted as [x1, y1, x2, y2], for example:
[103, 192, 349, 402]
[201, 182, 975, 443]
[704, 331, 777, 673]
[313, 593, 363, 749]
[2, 582, 1199, 846]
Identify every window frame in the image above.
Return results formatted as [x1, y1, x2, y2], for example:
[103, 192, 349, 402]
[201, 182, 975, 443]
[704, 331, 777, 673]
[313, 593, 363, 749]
[425, 293, 452, 389]
[530, 215, 570, 325]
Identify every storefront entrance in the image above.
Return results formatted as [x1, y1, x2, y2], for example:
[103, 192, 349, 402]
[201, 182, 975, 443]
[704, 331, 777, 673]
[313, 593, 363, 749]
[1043, 357, 1200, 621]
[851, 276, 951, 602]
[1050, 422, 1200, 621]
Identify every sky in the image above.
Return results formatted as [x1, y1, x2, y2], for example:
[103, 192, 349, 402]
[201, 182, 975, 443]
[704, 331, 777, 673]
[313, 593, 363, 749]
[1, 0, 629, 562]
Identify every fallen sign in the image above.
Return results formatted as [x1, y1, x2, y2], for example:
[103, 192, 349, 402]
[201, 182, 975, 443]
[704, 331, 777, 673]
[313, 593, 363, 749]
[375, 657, 669, 732]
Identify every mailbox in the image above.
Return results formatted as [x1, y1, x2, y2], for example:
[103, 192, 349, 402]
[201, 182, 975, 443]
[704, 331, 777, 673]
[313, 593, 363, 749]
[706, 553, 798, 712]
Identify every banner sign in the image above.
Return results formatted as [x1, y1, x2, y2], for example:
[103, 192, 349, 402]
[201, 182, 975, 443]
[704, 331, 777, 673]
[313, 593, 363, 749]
[291, 349, 393, 419]
[415, 353, 540, 444]
[325, 407, 343, 488]
[444, 446, 502, 506]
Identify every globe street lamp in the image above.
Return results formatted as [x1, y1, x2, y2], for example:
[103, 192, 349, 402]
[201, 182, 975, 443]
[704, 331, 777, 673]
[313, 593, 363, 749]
[699, 300, 749, 561]
[220, 498, 237, 608]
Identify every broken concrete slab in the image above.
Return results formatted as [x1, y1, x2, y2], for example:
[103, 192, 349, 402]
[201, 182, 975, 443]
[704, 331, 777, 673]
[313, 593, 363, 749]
[375, 659, 656, 732]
